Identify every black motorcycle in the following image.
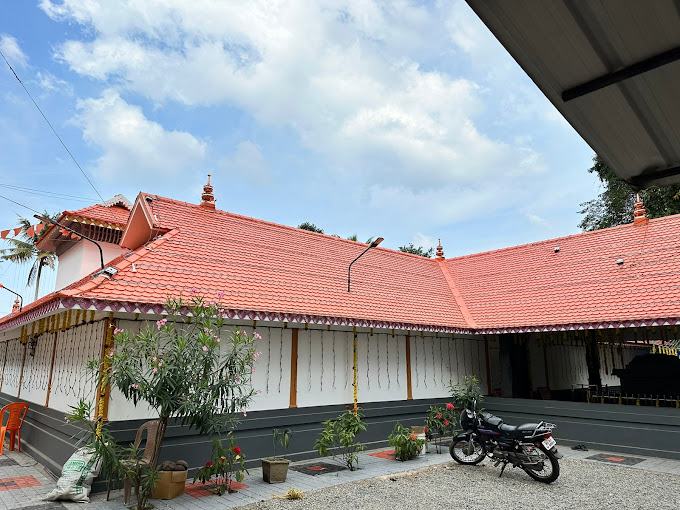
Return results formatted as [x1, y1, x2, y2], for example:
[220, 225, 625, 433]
[449, 405, 562, 483]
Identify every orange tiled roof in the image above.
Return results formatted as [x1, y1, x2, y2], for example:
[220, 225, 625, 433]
[64, 204, 131, 226]
[4, 193, 680, 332]
[59, 195, 468, 329]
[445, 215, 680, 329]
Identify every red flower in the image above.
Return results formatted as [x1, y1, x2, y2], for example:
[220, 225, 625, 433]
[424, 427, 428, 434]
[352, 407, 358, 412]
[233, 446, 242, 455]
[205, 461, 213, 468]
[436, 413, 442, 419]
[443, 420, 450, 426]
[446, 403, 455, 411]
[346, 405, 351, 409]
[410, 434, 417, 440]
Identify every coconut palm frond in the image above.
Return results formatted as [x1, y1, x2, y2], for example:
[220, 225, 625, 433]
[1, 239, 36, 264]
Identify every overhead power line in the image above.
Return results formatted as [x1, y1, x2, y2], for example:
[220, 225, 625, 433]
[0, 183, 98, 203]
[0, 50, 105, 202]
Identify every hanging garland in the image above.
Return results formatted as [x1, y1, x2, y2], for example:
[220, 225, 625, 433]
[386, 332, 391, 390]
[366, 333, 371, 390]
[265, 327, 271, 394]
[422, 333, 428, 389]
[396, 331, 401, 388]
[307, 330, 312, 392]
[439, 336, 444, 387]
[376, 331, 381, 389]
[345, 331, 350, 390]
[332, 330, 337, 390]
[278, 328, 283, 393]
[320, 330, 324, 392]
[414, 333, 420, 388]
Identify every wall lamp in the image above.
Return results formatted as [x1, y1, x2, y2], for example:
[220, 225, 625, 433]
[35, 214, 105, 271]
[0, 284, 23, 312]
[347, 237, 383, 292]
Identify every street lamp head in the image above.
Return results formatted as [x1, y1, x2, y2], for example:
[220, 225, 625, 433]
[370, 237, 384, 248]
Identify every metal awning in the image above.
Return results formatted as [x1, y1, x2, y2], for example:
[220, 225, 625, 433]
[466, 0, 680, 188]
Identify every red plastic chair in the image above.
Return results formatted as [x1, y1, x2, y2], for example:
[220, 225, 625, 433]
[0, 402, 29, 455]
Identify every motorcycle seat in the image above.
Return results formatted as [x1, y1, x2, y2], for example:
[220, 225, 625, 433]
[480, 413, 503, 428]
[498, 423, 540, 437]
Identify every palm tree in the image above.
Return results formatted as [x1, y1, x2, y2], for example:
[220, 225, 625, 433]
[1, 213, 58, 301]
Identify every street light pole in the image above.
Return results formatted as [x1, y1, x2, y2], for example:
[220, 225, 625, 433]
[0, 284, 23, 312]
[347, 237, 383, 292]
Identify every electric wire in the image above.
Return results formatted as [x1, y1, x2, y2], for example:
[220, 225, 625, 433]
[0, 50, 104, 202]
[0, 184, 98, 203]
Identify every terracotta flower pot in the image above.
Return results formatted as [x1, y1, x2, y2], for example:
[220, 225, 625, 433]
[261, 458, 290, 483]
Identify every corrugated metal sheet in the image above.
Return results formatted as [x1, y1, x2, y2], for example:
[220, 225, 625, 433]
[467, 0, 680, 188]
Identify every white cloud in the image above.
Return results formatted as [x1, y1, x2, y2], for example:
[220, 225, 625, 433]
[526, 213, 549, 227]
[72, 89, 206, 181]
[0, 34, 28, 68]
[35, 71, 73, 94]
[218, 141, 270, 185]
[41, 0, 543, 191]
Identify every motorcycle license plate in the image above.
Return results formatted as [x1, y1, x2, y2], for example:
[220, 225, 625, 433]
[542, 436, 556, 450]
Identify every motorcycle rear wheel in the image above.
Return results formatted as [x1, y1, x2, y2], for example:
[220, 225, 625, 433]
[449, 437, 485, 465]
[522, 446, 560, 483]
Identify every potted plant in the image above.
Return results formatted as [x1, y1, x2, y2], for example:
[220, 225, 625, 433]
[194, 434, 247, 495]
[389, 423, 425, 461]
[262, 428, 292, 483]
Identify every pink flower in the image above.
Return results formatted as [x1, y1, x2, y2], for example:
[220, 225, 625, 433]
[153, 368, 158, 373]
[259, 390, 263, 394]
[152, 357, 157, 361]
[252, 368, 256, 373]
[243, 411, 247, 417]
[202, 346, 208, 351]
[113, 328, 124, 335]
[109, 349, 115, 356]
[216, 338, 221, 343]
[217, 291, 225, 299]
[235, 376, 241, 382]
[158, 362, 162, 367]
[156, 318, 167, 329]
[254, 332, 262, 340]
[254, 352, 260, 358]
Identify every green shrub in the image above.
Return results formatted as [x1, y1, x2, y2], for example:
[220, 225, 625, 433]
[314, 406, 366, 470]
[388, 423, 425, 461]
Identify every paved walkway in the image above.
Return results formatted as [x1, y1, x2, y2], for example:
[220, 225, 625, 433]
[1, 439, 678, 510]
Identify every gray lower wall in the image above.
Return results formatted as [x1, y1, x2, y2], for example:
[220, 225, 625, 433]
[484, 397, 680, 460]
[4, 392, 679, 493]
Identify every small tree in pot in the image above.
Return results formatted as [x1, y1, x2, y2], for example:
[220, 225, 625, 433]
[262, 428, 292, 483]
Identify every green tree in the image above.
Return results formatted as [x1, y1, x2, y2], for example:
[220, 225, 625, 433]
[297, 222, 324, 233]
[94, 295, 258, 509]
[398, 243, 434, 258]
[346, 234, 375, 244]
[1, 213, 58, 301]
[578, 155, 680, 231]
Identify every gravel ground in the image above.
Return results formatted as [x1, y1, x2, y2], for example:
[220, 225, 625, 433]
[240, 457, 679, 510]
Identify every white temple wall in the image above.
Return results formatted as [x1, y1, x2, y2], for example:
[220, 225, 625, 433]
[354, 332, 408, 405]
[296, 329, 354, 408]
[0, 339, 24, 397]
[19, 331, 54, 406]
[47, 321, 104, 413]
[411, 334, 485, 400]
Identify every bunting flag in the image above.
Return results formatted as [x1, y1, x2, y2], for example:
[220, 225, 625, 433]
[0, 223, 46, 240]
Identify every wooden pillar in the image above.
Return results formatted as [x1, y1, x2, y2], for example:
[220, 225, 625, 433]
[484, 336, 491, 395]
[45, 332, 59, 407]
[0, 341, 9, 393]
[405, 332, 413, 400]
[17, 341, 28, 398]
[289, 329, 298, 408]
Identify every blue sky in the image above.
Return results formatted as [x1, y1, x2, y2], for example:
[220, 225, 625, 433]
[0, 1, 600, 312]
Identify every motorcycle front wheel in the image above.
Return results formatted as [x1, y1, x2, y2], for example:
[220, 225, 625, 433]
[449, 437, 485, 465]
[521, 446, 560, 483]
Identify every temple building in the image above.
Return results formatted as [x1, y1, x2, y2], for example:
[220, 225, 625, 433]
[0, 179, 676, 475]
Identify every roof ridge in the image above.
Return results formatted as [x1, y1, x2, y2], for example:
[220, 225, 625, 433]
[445, 213, 680, 262]
[147, 193, 440, 262]
[436, 260, 478, 329]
